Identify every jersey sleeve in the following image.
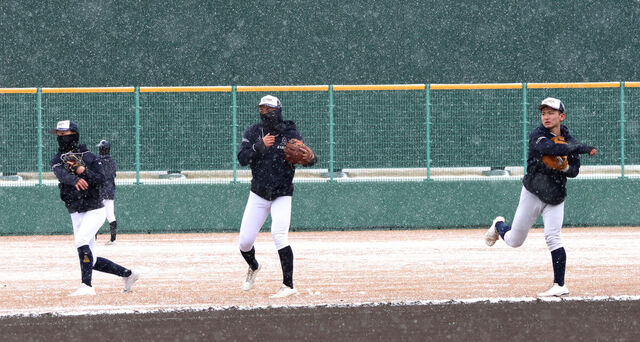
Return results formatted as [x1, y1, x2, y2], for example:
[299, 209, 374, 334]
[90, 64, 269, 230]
[51, 155, 81, 186]
[80, 153, 106, 186]
[237, 126, 260, 166]
[531, 132, 593, 156]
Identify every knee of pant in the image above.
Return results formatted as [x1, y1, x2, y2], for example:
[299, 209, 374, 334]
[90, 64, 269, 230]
[271, 231, 289, 250]
[74, 236, 92, 248]
[505, 234, 525, 248]
[509, 240, 524, 248]
[545, 234, 562, 250]
[239, 240, 254, 253]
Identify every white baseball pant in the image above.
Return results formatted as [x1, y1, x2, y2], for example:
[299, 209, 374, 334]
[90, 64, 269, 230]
[70, 207, 106, 266]
[102, 199, 116, 223]
[504, 186, 564, 252]
[239, 192, 292, 252]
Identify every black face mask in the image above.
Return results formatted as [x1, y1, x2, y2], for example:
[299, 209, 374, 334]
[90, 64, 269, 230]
[99, 147, 110, 155]
[261, 110, 284, 133]
[57, 134, 79, 152]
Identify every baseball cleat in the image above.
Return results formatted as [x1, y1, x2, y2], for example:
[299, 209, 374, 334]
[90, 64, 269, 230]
[485, 216, 505, 246]
[270, 285, 299, 298]
[69, 283, 96, 296]
[104, 240, 116, 246]
[122, 270, 140, 293]
[242, 264, 262, 291]
[537, 283, 569, 297]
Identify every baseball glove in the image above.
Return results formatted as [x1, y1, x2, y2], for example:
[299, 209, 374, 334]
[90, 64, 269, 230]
[61, 152, 85, 172]
[542, 136, 569, 171]
[284, 139, 315, 165]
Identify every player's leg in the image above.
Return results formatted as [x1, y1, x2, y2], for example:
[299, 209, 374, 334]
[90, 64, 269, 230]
[93, 257, 140, 293]
[103, 199, 117, 244]
[239, 192, 270, 290]
[73, 208, 139, 293]
[69, 208, 105, 295]
[538, 202, 569, 297]
[500, 187, 544, 248]
[269, 195, 298, 298]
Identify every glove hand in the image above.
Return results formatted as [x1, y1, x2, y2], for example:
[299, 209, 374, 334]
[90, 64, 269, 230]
[284, 139, 315, 165]
[62, 152, 85, 174]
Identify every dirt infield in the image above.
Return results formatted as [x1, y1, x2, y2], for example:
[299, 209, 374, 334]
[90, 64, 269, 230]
[1, 227, 639, 340]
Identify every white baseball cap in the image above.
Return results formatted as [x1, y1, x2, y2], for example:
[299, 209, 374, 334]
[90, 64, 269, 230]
[49, 120, 79, 134]
[258, 95, 281, 108]
[538, 97, 565, 113]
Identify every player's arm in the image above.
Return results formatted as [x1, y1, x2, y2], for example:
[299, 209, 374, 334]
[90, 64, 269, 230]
[532, 135, 595, 156]
[79, 154, 106, 186]
[563, 153, 581, 178]
[238, 127, 266, 166]
[51, 159, 81, 186]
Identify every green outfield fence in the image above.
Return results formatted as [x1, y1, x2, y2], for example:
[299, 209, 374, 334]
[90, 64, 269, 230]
[1, 82, 640, 184]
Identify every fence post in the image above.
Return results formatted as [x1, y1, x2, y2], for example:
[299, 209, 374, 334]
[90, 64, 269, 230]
[37, 88, 43, 186]
[328, 85, 335, 182]
[232, 86, 238, 183]
[425, 84, 431, 180]
[134, 86, 141, 184]
[522, 83, 528, 175]
[620, 81, 625, 178]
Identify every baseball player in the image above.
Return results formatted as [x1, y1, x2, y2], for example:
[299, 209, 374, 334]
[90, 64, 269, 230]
[237, 95, 317, 298]
[96, 140, 118, 245]
[50, 120, 139, 296]
[484, 98, 596, 297]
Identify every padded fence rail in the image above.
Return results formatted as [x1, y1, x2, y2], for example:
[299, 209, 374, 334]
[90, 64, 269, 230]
[1, 82, 638, 185]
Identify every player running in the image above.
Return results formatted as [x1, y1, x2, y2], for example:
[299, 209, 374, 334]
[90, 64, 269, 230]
[50, 120, 139, 296]
[484, 97, 597, 297]
[236, 95, 317, 298]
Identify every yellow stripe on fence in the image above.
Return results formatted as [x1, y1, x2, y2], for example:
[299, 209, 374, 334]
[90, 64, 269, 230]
[430, 83, 522, 90]
[527, 82, 619, 89]
[41, 87, 135, 93]
[140, 86, 232, 93]
[333, 84, 425, 91]
[237, 85, 329, 92]
[624, 82, 640, 88]
[0, 88, 38, 94]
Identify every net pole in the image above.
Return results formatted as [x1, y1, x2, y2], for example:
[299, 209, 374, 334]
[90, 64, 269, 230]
[522, 83, 528, 174]
[134, 86, 141, 184]
[425, 84, 431, 180]
[232, 86, 238, 183]
[328, 85, 335, 182]
[37, 88, 43, 186]
[620, 82, 625, 178]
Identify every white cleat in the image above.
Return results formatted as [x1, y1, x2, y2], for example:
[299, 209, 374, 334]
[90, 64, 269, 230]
[69, 283, 96, 296]
[270, 285, 299, 298]
[538, 283, 569, 297]
[242, 264, 262, 291]
[104, 240, 116, 246]
[122, 270, 140, 293]
[485, 216, 505, 247]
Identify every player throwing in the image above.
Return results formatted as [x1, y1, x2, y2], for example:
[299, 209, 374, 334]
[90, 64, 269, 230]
[50, 121, 139, 296]
[237, 95, 317, 298]
[484, 98, 596, 297]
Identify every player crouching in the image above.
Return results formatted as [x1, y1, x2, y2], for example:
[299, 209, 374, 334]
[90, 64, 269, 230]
[50, 120, 139, 296]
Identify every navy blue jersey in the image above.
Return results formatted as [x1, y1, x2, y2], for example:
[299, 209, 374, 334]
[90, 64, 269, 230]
[238, 120, 317, 200]
[50, 144, 105, 213]
[98, 155, 117, 200]
[522, 124, 592, 205]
